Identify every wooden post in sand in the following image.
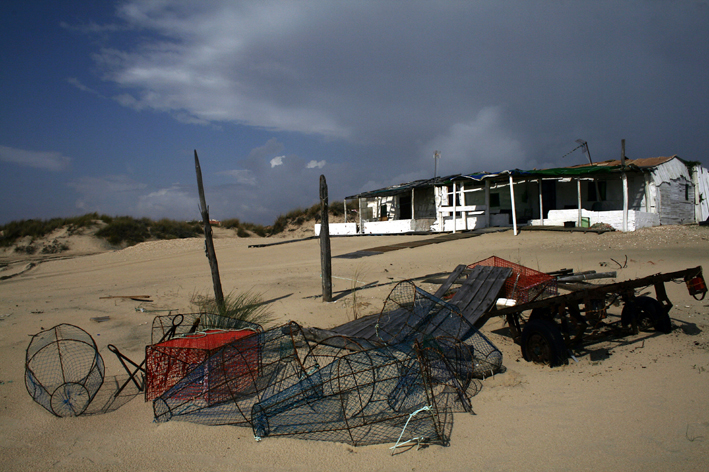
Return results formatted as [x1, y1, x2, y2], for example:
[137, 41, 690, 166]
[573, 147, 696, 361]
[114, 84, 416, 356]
[194, 150, 225, 310]
[320, 175, 333, 302]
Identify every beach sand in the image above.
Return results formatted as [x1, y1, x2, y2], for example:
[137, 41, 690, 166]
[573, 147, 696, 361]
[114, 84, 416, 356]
[1, 224, 708, 471]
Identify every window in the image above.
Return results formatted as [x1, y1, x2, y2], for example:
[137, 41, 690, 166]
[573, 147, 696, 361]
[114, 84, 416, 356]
[446, 185, 461, 206]
[685, 184, 691, 201]
[489, 193, 500, 207]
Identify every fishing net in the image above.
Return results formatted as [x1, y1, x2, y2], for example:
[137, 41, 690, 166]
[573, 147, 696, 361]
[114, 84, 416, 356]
[251, 339, 451, 447]
[150, 313, 262, 344]
[468, 256, 557, 303]
[146, 328, 261, 400]
[151, 283, 504, 448]
[154, 322, 453, 447]
[153, 322, 313, 426]
[25, 324, 105, 417]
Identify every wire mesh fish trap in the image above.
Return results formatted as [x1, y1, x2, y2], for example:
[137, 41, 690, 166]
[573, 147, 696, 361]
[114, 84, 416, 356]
[25, 324, 105, 417]
[153, 322, 318, 427]
[153, 322, 452, 447]
[146, 328, 260, 401]
[251, 341, 451, 447]
[468, 256, 557, 303]
[150, 313, 262, 344]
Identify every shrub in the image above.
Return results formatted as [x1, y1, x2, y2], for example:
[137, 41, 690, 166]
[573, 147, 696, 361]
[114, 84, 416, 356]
[95, 216, 151, 246]
[0, 213, 103, 247]
[221, 218, 241, 229]
[190, 290, 273, 327]
[151, 219, 202, 240]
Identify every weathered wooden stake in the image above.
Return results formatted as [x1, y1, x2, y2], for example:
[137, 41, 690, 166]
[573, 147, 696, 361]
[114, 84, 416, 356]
[194, 150, 225, 310]
[320, 175, 333, 302]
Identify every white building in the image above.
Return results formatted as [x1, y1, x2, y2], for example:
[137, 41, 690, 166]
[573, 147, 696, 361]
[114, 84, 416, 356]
[321, 155, 709, 235]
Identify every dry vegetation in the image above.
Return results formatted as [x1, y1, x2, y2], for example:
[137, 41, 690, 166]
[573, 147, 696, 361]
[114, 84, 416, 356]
[0, 202, 348, 253]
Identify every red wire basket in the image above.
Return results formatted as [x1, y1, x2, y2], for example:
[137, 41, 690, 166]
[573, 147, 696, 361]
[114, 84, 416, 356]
[468, 256, 557, 303]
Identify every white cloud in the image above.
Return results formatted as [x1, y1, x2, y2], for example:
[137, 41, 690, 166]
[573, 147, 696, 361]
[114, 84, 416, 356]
[66, 77, 102, 96]
[270, 155, 284, 168]
[68, 175, 147, 215]
[306, 160, 326, 169]
[113, 93, 148, 111]
[91, 1, 351, 138]
[68, 175, 147, 195]
[0, 145, 71, 171]
[137, 186, 197, 220]
[217, 169, 257, 185]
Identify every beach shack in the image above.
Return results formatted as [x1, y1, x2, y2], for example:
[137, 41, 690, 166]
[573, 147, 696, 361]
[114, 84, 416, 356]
[324, 155, 709, 235]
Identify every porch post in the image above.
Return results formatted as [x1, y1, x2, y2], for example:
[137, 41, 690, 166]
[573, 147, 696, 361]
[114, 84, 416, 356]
[577, 178, 582, 227]
[452, 181, 457, 233]
[538, 179, 544, 226]
[461, 183, 468, 230]
[622, 173, 629, 232]
[344, 199, 347, 223]
[509, 174, 518, 236]
[411, 188, 415, 220]
[484, 180, 491, 227]
[436, 186, 444, 232]
[358, 198, 363, 234]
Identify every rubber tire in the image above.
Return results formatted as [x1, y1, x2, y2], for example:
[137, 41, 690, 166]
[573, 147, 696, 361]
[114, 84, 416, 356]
[521, 319, 568, 367]
[621, 296, 671, 334]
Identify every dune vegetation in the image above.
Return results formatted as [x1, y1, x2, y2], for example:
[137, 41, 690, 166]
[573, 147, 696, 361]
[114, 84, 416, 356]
[0, 201, 347, 250]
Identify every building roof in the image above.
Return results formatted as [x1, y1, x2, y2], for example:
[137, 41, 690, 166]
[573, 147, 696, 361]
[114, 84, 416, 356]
[566, 155, 677, 169]
[346, 155, 685, 200]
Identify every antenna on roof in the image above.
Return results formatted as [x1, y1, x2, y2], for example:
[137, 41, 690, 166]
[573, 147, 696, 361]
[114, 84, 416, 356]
[575, 139, 593, 164]
[433, 150, 441, 179]
[561, 140, 593, 164]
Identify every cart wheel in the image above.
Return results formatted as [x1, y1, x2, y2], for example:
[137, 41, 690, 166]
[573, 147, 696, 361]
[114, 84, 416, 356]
[521, 319, 568, 367]
[621, 296, 671, 334]
[528, 307, 554, 321]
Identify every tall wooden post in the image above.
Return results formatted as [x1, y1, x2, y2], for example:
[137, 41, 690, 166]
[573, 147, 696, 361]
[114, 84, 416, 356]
[194, 150, 225, 310]
[320, 175, 333, 302]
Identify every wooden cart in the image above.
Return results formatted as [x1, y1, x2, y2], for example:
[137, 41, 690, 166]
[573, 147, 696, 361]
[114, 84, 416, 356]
[473, 266, 706, 366]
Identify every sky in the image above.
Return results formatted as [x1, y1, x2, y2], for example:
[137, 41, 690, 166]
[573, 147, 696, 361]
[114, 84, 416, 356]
[1, 1, 708, 225]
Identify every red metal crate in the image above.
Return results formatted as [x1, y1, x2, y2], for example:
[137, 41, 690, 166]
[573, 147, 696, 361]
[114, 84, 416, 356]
[468, 256, 557, 303]
[145, 329, 258, 401]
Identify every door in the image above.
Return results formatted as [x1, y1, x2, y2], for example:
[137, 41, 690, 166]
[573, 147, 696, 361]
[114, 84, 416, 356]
[541, 180, 556, 218]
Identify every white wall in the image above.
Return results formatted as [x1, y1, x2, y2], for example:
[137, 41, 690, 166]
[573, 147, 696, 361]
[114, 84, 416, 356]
[530, 209, 659, 231]
[362, 219, 414, 234]
[693, 166, 709, 221]
[314, 223, 358, 236]
[430, 215, 486, 232]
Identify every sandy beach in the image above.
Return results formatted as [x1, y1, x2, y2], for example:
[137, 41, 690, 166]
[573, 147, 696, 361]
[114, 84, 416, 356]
[1, 224, 708, 471]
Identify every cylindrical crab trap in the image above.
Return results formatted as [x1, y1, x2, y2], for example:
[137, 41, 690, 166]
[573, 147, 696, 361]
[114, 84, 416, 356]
[25, 324, 105, 417]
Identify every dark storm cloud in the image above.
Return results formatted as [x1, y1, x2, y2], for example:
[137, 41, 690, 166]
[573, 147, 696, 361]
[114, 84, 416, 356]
[69, 0, 709, 223]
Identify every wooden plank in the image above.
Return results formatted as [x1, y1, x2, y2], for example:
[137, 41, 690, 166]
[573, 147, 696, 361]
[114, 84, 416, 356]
[331, 265, 514, 342]
[456, 267, 512, 326]
[433, 264, 467, 298]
